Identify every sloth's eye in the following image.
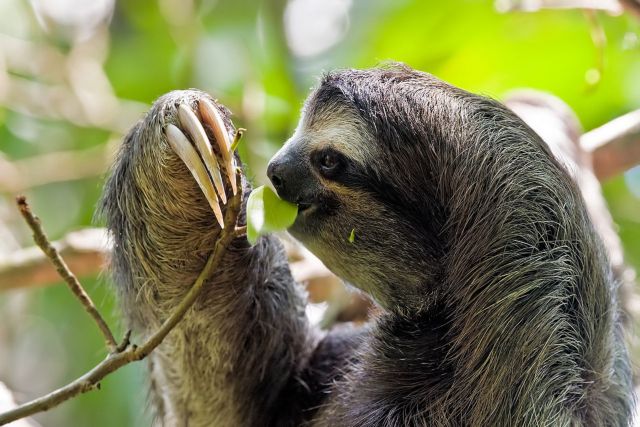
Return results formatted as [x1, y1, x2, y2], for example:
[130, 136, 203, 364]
[314, 149, 344, 179]
[320, 153, 338, 171]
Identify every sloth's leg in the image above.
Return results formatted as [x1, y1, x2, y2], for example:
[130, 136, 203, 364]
[99, 90, 360, 426]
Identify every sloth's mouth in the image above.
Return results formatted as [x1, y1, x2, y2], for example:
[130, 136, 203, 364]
[297, 202, 312, 213]
[296, 193, 338, 218]
[296, 195, 322, 217]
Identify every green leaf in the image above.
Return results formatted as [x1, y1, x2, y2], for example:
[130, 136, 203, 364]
[348, 228, 356, 243]
[246, 185, 298, 244]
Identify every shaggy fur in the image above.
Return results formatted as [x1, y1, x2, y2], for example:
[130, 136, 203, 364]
[99, 91, 318, 426]
[100, 65, 633, 426]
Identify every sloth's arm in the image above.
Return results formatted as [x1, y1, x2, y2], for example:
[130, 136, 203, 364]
[99, 91, 360, 426]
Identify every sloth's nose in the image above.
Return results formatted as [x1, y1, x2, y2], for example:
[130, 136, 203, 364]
[267, 159, 285, 193]
[267, 155, 296, 203]
[267, 153, 306, 204]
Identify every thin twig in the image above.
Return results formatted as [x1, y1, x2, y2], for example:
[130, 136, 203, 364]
[0, 174, 243, 426]
[15, 196, 117, 352]
[230, 128, 246, 152]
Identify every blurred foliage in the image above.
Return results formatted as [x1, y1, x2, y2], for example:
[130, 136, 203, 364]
[0, 0, 639, 426]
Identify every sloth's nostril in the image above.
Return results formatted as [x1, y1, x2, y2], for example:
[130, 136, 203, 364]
[267, 160, 285, 191]
[271, 174, 283, 190]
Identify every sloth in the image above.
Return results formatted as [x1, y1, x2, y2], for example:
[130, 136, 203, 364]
[99, 65, 633, 426]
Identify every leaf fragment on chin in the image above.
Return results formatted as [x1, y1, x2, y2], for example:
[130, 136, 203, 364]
[165, 124, 225, 228]
[177, 103, 228, 204]
[348, 228, 356, 243]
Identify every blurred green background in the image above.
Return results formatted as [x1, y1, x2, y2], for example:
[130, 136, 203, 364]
[0, 0, 639, 426]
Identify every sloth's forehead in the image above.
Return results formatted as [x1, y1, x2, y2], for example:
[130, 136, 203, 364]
[296, 107, 375, 167]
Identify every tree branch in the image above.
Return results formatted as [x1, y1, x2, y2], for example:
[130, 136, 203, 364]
[0, 143, 118, 194]
[15, 197, 117, 351]
[0, 383, 40, 427]
[0, 176, 243, 426]
[495, 0, 624, 14]
[619, 0, 640, 18]
[0, 228, 109, 292]
[581, 109, 640, 180]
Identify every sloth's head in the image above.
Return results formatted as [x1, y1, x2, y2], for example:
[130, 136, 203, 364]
[268, 65, 456, 313]
[267, 65, 558, 313]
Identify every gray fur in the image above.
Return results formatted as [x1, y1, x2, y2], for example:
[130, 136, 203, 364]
[99, 66, 633, 426]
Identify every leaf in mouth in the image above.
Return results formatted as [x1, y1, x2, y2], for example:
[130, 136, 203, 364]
[246, 185, 298, 244]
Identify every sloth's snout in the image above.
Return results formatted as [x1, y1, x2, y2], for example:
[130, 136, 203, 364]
[267, 151, 315, 206]
[266, 159, 285, 194]
[267, 155, 297, 203]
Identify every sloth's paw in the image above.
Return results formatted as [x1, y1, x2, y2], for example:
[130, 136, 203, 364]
[164, 98, 241, 228]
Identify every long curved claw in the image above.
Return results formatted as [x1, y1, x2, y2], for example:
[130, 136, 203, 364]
[165, 124, 225, 228]
[177, 104, 227, 204]
[198, 98, 238, 196]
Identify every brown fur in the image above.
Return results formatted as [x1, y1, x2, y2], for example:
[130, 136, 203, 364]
[100, 65, 634, 426]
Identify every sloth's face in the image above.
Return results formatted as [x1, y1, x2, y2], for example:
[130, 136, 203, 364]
[268, 104, 369, 246]
[267, 95, 441, 312]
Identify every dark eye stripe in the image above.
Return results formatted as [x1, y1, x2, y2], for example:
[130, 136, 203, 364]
[313, 148, 347, 179]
